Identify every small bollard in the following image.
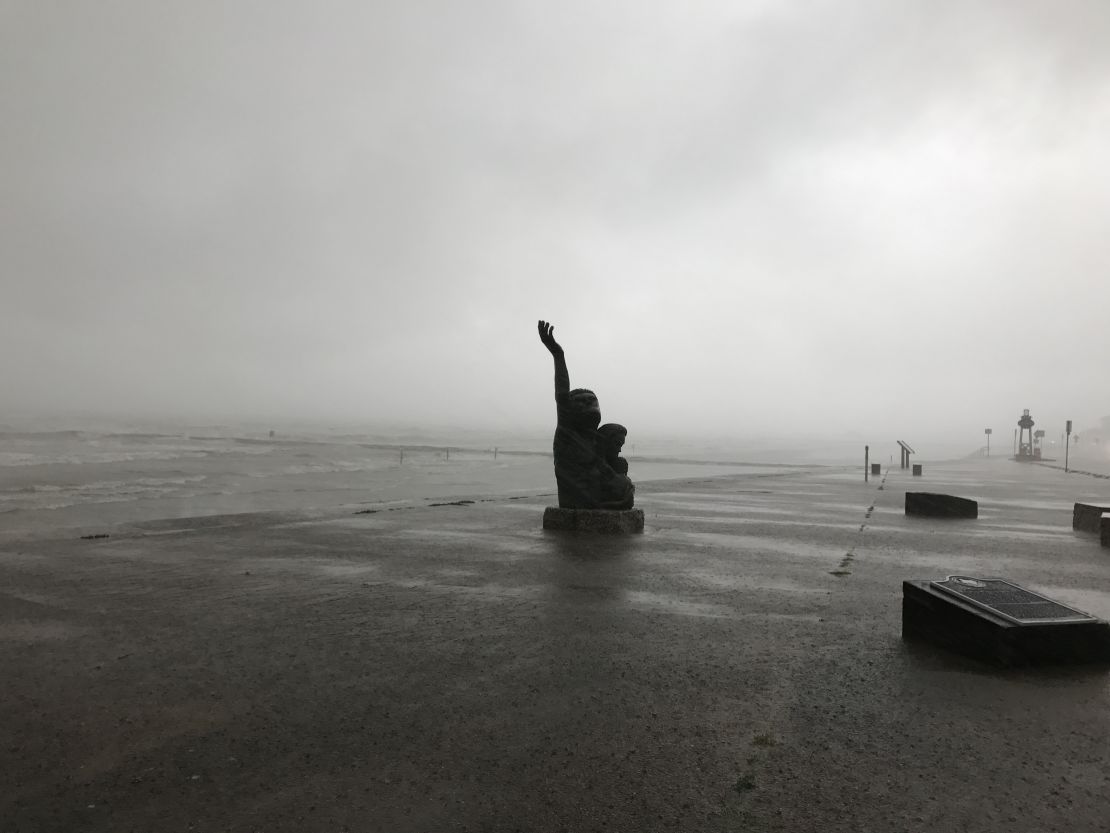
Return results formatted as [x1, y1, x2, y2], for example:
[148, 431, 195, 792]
[871, 463, 881, 476]
[912, 464, 922, 476]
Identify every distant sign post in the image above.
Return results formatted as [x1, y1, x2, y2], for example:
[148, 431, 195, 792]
[984, 428, 992, 457]
[1065, 420, 1073, 472]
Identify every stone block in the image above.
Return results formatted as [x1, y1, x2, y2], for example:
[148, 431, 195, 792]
[912, 464, 922, 476]
[1072, 502, 1110, 533]
[542, 507, 644, 533]
[902, 576, 1110, 666]
[905, 492, 977, 519]
[870, 463, 881, 476]
[1102, 513, 1110, 548]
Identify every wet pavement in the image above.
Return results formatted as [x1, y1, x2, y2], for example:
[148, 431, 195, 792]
[2, 457, 1109, 832]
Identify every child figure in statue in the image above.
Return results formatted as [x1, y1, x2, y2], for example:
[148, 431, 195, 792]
[537, 320, 635, 510]
[597, 423, 629, 475]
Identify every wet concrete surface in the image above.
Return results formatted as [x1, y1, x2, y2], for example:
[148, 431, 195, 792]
[2, 458, 1109, 831]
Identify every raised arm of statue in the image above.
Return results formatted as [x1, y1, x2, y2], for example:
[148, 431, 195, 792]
[538, 320, 570, 401]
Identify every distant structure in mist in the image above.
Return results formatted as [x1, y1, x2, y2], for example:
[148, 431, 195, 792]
[1016, 409, 1037, 461]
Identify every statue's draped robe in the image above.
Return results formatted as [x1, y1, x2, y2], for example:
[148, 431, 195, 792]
[553, 395, 635, 510]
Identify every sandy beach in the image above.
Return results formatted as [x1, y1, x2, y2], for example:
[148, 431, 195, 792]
[3, 453, 1110, 832]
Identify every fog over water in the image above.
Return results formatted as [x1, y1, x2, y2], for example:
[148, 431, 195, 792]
[3, 1, 1108, 449]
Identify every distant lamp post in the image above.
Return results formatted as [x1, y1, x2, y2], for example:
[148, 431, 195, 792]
[1065, 420, 1072, 472]
[984, 428, 992, 457]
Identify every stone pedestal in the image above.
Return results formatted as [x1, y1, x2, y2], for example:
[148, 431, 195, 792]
[912, 464, 923, 476]
[870, 463, 881, 476]
[1102, 513, 1110, 548]
[905, 492, 978, 519]
[1072, 502, 1110, 533]
[542, 507, 644, 533]
[902, 577, 1110, 666]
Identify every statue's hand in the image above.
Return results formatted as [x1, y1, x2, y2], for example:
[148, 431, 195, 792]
[538, 320, 563, 355]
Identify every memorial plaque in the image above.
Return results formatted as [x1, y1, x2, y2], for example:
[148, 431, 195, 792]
[930, 576, 1094, 625]
[903, 576, 1110, 666]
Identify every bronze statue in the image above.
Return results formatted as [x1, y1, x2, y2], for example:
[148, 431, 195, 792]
[538, 320, 634, 510]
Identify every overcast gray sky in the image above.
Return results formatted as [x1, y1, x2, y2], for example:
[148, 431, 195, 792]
[2, 0, 1107, 442]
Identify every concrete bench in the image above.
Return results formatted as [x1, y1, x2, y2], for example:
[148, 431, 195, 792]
[1072, 502, 1110, 533]
[905, 492, 978, 519]
[903, 576, 1110, 666]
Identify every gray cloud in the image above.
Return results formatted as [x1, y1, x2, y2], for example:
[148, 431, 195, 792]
[2, 0, 1108, 443]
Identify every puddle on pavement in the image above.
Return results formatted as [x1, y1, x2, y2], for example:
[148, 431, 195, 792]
[0, 550, 53, 566]
[654, 529, 836, 560]
[316, 562, 382, 578]
[683, 570, 828, 594]
[650, 512, 851, 532]
[389, 527, 535, 554]
[389, 577, 541, 600]
[872, 549, 1099, 577]
[625, 589, 823, 621]
[978, 498, 1074, 512]
[435, 567, 481, 579]
[964, 524, 1074, 541]
[0, 621, 86, 643]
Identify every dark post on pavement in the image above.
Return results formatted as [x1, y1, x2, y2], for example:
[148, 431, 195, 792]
[865, 445, 869, 481]
[984, 428, 992, 456]
[1066, 420, 1072, 472]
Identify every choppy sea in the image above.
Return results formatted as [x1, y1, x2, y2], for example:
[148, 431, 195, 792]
[0, 425, 820, 534]
[1, 422, 1024, 535]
